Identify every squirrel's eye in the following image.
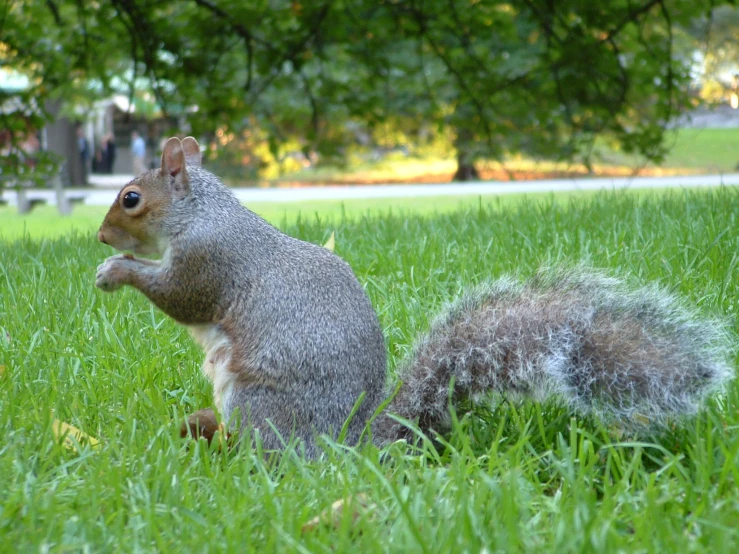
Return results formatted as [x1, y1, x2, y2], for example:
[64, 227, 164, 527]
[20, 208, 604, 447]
[122, 191, 140, 209]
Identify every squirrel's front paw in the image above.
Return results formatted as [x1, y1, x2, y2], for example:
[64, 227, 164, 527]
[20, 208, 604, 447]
[95, 254, 133, 292]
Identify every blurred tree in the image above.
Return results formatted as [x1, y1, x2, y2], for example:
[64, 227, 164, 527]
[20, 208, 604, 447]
[0, 0, 140, 188]
[686, 5, 739, 104]
[1, 0, 735, 186]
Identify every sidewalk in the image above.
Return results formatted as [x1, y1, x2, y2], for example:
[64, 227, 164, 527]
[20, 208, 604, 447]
[88, 174, 135, 189]
[4, 173, 739, 208]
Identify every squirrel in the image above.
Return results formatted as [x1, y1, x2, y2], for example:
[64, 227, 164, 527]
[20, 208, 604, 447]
[95, 136, 734, 457]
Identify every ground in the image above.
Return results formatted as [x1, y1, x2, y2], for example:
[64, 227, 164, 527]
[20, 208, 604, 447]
[1, 187, 738, 551]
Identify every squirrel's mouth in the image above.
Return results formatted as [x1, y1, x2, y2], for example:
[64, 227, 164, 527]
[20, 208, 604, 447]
[98, 228, 158, 257]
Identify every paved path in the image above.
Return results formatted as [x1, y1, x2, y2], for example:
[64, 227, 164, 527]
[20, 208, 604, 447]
[674, 105, 739, 129]
[3, 173, 739, 207]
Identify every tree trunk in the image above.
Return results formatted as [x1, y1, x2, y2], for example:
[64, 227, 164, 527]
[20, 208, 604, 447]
[452, 121, 480, 182]
[452, 151, 480, 181]
[45, 100, 86, 186]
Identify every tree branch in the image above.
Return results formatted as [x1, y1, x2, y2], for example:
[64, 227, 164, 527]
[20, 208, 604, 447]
[520, 0, 563, 44]
[605, 0, 662, 40]
[45, 0, 63, 26]
[249, 2, 333, 100]
[74, 0, 90, 70]
[191, 0, 256, 91]
[657, 0, 675, 123]
[406, 1, 494, 146]
[298, 70, 320, 145]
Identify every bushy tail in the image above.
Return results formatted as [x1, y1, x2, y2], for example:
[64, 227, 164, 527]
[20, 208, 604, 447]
[374, 268, 735, 444]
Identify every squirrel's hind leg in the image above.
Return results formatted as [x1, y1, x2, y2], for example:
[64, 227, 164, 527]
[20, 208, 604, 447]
[224, 385, 324, 458]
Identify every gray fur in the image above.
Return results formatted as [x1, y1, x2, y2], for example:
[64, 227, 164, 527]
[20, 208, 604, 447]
[372, 268, 735, 444]
[117, 166, 387, 457]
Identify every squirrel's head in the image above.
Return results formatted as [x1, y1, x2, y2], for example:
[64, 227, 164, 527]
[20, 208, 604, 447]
[97, 136, 202, 256]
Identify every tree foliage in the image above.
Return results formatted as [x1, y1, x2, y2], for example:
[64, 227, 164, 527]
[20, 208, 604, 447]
[686, 5, 739, 103]
[1, 0, 736, 185]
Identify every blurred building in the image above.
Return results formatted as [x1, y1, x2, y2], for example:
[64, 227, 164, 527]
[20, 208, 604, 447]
[89, 94, 180, 174]
[1, 68, 181, 186]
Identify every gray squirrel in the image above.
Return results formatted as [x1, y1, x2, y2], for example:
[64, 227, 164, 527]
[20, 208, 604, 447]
[95, 136, 734, 456]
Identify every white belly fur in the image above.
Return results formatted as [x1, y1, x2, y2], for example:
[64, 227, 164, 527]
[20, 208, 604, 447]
[188, 324, 234, 412]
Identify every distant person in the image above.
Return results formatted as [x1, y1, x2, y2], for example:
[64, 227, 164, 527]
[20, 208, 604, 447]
[131, 131, 146, 176]
[103, 133, 116, 173]
[77, 127, 89, 185]
[92, 144, 103, 173]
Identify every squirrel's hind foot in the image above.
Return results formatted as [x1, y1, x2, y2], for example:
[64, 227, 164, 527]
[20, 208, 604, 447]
[180, 408, 232, 446]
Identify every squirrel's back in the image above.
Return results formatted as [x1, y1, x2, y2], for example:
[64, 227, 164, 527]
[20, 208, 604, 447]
[375, 268, 734, 444]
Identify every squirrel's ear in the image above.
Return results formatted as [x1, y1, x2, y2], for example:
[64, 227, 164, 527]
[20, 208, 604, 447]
[181, 136, 202, 167]
[161, 137, 190, 197]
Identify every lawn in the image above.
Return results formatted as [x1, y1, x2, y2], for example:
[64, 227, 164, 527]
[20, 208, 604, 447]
[1, 188, 739, 551]
[0, 185, 708, 241]
[663, 128, 739, 171]
[600, 127, 739, 174]
[0, 191, 586, 240]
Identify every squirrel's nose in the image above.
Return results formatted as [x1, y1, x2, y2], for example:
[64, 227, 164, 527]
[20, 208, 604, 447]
[97, 230, 107, 244]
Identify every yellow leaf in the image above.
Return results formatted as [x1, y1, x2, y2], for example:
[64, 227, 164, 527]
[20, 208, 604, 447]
[0, 365, 5, 377]
[323, 231, 335, 252]
[608, 425, 625, 441]
[301, 494, 374, 534]
[52, 419, 100, 450]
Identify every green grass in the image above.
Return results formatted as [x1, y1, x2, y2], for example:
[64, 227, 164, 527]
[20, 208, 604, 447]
[598, 127, 739, 173]
[2, 188, 739, 551]
[0, 193, 572, 240]
[660, 128, 739, 172]
[0, 185, 719, 241]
